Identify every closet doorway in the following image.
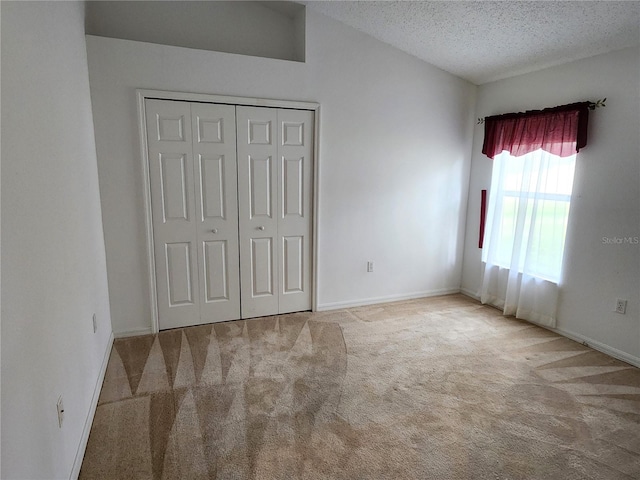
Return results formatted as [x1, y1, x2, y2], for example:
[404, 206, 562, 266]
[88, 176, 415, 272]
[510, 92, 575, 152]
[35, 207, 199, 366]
[138, 91, 319, 331]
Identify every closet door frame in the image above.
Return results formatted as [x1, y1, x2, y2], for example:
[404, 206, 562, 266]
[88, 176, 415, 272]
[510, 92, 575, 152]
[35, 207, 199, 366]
[137, 89, 320, 333]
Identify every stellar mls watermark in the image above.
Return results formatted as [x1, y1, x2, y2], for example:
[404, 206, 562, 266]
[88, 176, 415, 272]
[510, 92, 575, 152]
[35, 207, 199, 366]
[602, 236, 639, 245]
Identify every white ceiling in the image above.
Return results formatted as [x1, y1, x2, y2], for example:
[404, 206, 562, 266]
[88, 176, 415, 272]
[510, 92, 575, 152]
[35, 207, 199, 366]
[302, 1, 640, 85]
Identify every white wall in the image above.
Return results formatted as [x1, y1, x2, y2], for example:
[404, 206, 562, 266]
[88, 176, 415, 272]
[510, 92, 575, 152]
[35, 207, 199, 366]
[85, 8, 476, 335]
[461, 47, 640, 363]
[1, 2, 113, 478]
[85, 0, 305, 62]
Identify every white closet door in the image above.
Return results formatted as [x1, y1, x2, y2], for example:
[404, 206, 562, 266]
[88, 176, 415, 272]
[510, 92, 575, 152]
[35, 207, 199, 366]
[147, 100, 241, 329]
[191, 103, 241, 324]
[277, 109, 313, 313]
[146, 99, 200, 329]
[147, 100, 314, 328]
[237, 106, 279, 318]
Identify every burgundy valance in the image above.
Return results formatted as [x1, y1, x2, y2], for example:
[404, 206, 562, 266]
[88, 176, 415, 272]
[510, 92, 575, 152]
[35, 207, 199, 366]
[482, 102, 590, 159]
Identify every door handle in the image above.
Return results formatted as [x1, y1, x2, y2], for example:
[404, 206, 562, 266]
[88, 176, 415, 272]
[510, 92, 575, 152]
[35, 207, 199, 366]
[211, 228, 218, 234]
[258, 226, 265, 231]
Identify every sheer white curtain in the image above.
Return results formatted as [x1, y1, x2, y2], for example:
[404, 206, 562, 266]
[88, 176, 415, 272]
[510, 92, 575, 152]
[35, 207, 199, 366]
[480, 148, 576, 327]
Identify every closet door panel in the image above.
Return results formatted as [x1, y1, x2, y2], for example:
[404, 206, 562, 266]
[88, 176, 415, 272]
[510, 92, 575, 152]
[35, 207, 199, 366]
[145, 99, 200, 329]
[237, 106, 279, 318]
[192, 103, 240, 323]
[277, 109, 313, 314]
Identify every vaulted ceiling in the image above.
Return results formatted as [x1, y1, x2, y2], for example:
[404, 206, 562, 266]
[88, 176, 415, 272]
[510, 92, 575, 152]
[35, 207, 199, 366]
[303, 1, 640, 84]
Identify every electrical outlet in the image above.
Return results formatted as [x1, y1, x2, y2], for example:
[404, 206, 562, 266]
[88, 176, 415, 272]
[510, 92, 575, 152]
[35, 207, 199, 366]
[92, 313, 97, 333]
[367, 261, 374, 272]
[615, 299, 627, 314]
[57, 396, 64, 428]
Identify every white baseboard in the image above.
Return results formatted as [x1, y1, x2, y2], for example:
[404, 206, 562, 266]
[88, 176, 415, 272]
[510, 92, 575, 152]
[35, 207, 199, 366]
[70, 331, 114, 479]
[459, 288, 639, 367]
[549, 326, 640, 368]
[114, 327, 153, 338]
[459, 287, 480, 300]
[316, 287, 461, 311]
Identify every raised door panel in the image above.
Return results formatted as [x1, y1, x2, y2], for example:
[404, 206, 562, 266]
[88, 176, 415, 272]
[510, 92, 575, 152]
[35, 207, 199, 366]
[282, 235, 304, 293]
[277, 109, 313, 314]
[192, 103, 240, 323]
[199, 155, 226, 220]
[202, 240, 229, 301]
[160, 154, 190, 222]
[237, 106, 278, 318]
[249, 156, 273, 219]
[145, 99, 200, 329]
[251, 238, 274, 296]
[282, 156, 304, 218]
[165, 242, 196, 305]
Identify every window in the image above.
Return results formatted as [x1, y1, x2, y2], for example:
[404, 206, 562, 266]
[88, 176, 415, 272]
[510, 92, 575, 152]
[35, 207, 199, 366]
[482, 148, 576, 282]
[479, 102, 590, 327]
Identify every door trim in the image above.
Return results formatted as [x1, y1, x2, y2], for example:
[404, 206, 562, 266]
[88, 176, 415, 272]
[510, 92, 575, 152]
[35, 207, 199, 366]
[137, 89, 321, 333]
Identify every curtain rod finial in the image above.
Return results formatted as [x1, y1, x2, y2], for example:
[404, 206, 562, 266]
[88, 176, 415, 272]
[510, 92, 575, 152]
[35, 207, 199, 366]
[589, 98, 606, 110]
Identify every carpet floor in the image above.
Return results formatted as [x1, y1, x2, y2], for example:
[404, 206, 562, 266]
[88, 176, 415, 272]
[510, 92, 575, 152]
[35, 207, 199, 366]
[80, 294, 640, 479]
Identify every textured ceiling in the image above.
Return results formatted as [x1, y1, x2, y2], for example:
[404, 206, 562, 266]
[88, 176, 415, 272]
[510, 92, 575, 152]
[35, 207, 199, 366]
[303, 1, 640, 84]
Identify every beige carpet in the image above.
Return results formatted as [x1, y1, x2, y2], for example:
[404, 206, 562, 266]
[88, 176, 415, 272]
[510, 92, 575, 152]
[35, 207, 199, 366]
[80, 294, 640, 479]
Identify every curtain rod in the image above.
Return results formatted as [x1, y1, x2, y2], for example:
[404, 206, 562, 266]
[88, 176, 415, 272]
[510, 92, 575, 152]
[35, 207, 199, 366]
[477, 98, 606, 125]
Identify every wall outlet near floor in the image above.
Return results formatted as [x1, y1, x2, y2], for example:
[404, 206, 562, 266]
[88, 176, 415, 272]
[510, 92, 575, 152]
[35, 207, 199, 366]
[56, 396, 64, 428]
[367, 261, 374, 272]
[615, 299, 627, 314]
[92, 313, 97, 333]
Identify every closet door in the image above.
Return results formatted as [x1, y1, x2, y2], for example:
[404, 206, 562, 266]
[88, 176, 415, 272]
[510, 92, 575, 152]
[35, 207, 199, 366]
[237, 106, 314, 318]
[237, 107, 279, 318]
[191, 103, 241, 324]
[277, 109, 313, 313]
[147, 100, 315, 327]
[146, 100, 241, 329]
[146, 99, 200, 329]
